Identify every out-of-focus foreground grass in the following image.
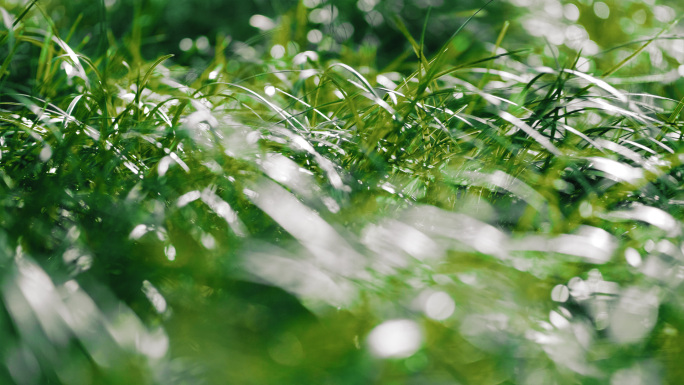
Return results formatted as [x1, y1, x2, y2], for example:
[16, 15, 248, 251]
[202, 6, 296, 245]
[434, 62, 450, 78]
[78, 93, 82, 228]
[0, 0, 684, 384]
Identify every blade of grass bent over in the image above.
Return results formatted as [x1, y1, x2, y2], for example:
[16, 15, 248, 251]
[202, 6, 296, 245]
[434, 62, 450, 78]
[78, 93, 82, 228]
[499, 111, 561, 156]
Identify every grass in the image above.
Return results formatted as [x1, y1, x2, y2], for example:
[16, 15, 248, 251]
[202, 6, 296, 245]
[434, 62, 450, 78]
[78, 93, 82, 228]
[1, 0, 684, 384]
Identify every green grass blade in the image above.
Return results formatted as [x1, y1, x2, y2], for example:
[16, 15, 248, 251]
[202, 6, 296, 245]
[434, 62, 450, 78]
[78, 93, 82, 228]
[11, 0, 39, 27]
[603, 14, 683, 77]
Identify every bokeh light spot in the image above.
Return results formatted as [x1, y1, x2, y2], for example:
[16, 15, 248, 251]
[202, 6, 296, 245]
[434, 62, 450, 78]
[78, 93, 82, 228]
[164, 245, 176, 261]
[270, 44, 285, 59]
[551, 285, 569, 302]
[249, 14, 276, 31]
[303, 0, 321, 8]
[195, 36, 209, 51]
[179, 38, 193, 52]
[264, 85, 276, 97]
[307, 29, 323, 44]
[632, 9, 647, 24]
[593, 2, 610, 19]
[424, 291, 455, 320]
[357, 0, 379, 12]
[563, 3, 580, 21]
[367, 319, 422, 358]
[625, 247, 642, 267]
[653, 5, 675, 23]
[364, 10, 384, 27]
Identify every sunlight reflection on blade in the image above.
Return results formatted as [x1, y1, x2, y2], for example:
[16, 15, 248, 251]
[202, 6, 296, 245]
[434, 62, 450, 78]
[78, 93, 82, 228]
[602, 204, 680, 237]
[241, 249, 356, 309]
[247, 178, 365, 276]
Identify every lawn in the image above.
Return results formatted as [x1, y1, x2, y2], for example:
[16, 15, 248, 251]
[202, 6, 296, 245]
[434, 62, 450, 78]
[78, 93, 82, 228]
[1, 0, 684, 384]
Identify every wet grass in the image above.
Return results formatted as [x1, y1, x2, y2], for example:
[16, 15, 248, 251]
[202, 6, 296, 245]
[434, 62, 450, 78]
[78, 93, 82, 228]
[1, 1, 684, 384]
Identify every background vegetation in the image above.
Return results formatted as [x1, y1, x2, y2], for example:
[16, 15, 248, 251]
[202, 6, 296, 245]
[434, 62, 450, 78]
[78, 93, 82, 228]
[0, 0, 683, 383]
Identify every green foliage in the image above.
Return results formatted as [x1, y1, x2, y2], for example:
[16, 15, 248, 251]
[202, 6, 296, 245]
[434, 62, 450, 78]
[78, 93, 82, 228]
[1, 0, 684, 384]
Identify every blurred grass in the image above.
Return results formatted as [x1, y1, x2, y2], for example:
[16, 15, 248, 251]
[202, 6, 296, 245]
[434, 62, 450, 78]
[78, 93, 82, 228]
[1, 0, 684, 384]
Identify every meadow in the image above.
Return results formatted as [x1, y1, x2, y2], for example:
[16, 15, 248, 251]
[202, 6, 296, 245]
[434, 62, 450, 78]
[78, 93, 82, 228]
[0, 0, 684, 383]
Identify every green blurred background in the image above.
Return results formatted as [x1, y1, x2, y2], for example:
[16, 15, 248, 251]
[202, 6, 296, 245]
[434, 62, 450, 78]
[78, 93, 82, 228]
[3, 0, 683, 97]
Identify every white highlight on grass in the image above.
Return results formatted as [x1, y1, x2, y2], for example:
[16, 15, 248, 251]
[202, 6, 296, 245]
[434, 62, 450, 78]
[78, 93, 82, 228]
[357, 0, 379, 12]
[564, 25, 587, 44]
[137, 327, 169, 360]
[653, 5, 675, 23]
[142, 280, 167, 314]
[303, 0, 321, 8]
[609, 205, 680, 237]
[129, 224, 149, 239]
[544, 0, 563, 19]
[61, 61, 75, 78]
[549, 310, 570, 329]
[39, 146, 52, 162]
[586, 157, 643, 184]
[299, 69, 318, 80]
[264, 85, 276, 97]
[551, 285, 569, 302]
[307, 29, 323, 44]
[270, 44, 285, 59]
[632, 9, 647, 24]
[367, 319, 422, 358]
[547, 29, 564, 45]
[611, 365, 659, 385]
[201, 188, 247, 236]
[424, 291, 455, 321]
[562, 69, 627, 103]
[333, 22, 354, 41]
[593, 2, 610, 19]
[201, 233, 216, 249]
[579, 201, 593, 218]
[233, 42, 257, 60]
[499, 111, 561, 156]
[322, 197, 340, 213]
[164, 245, 176, 261]
[309, 6, 338, 24]
[576, 57, 590, 72]
[293, 51, 319, 65]
[179, 38, 193, 52]
[158, 156, 172, 176]
[249, 14, 276, 31]
[196, 36, 209, 51]
[364, 10, 384, 27]
[645, 240, 655, 253]
[625, 247, 642, 267]
[609, 287, 659, 344]
[176, 190, 201, 207]
[563, 3, 579, 21]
